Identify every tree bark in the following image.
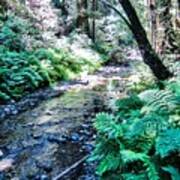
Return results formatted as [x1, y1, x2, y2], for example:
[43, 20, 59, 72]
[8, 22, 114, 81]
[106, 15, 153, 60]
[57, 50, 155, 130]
[158, 0, 179, 55]
[176, 0, 180, 28]
[91, 0, 98, 42]
[76, 0, 90, 35]
[118, 0, 172, 80]
[149, 0, 157, 50]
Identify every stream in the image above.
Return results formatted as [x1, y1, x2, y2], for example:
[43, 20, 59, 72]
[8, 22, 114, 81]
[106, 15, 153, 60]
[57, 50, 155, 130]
[0, 65, 132, 180]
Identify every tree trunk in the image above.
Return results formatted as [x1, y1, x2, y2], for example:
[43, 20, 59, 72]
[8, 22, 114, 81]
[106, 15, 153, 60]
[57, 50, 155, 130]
[176, 0, 180, 28]
[149, 0, 157, 50]
[158, 0, 179, 55]
[118, 0, 172, 80]
[76, 0, 90, 35]
[91, 0, 98, 42]
[60, 0, 68, 17]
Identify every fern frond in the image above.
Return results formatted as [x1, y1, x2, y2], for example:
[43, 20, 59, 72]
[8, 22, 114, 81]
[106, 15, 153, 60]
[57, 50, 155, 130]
[162, 166, 180, 180]
[139, 89, 178, 114]
[96, 152, 121, 175]
[156, 129, 180, 158]
[0, 91, 10, 101]
[120, 150, 149, 164]
[95, 113, 123, 139]
[120, 150, 159, 180]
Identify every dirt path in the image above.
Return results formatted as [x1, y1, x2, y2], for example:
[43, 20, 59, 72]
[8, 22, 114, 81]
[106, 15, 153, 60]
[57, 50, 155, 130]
[0, 65, 132, 180]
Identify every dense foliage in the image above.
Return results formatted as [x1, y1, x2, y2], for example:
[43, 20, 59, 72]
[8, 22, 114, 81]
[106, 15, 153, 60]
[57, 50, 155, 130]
[0, 48, 98, 102]
[0, 13, 99, 103]
[90, 80, 180, 180]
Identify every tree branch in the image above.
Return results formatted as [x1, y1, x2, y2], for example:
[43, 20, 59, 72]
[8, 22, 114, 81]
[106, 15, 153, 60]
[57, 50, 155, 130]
[100, 0, 133, 30]
[53, 156, 88, 180]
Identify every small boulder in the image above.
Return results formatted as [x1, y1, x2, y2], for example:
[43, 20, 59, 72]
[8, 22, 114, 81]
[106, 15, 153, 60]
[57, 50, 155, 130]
[0, 150, 3, 157]
[0, 159, 14, 172]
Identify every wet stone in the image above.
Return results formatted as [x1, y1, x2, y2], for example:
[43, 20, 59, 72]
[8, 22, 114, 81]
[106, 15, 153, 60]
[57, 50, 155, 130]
[0, 158, 14, 172]
[27, 168, 39, 179]
[22, 139, 38, 148]
[70, 133, 81, 142]
[80, 130, 92, 137]
[6, 143, 22, 153]
[39, 174, 49, 180]
[36, 160, 53, 173]
[45, 110, 53, 116]
[32, 131, 43, 139]
[0, 150, 3, 158]
[81, 124, 91, 129]
[81, 144, 94, 153]
[0, 173, 4, 179]
[31, 112, 39, 118]
[0, 111, 6, 119]
[47, 134, 67, 144]
[92, 134, 97, 140]
[4, 107, 11, 115]
[79, 175, 97, 180]
[11, 178, 20, 180]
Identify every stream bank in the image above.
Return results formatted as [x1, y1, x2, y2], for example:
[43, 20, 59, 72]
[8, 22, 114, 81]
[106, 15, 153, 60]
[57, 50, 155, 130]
[0, 65, 132, 179]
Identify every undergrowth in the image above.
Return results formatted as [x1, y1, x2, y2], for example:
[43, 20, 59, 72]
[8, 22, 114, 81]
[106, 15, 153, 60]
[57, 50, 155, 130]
[0, 13, 100, 103]
[90, 80, 180, 180]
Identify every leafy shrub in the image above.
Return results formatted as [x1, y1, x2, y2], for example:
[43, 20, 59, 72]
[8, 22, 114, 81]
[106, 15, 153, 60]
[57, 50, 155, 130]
[90, 81, 180, 180]
[0, 13, 36, 51]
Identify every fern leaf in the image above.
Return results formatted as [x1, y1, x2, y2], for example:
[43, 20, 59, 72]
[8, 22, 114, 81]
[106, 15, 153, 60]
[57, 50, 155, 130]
[156, 129, 180, 158]
[96, 152, 121, 175]
[162, 166, 180, 180]
[95, 113, 123, 139]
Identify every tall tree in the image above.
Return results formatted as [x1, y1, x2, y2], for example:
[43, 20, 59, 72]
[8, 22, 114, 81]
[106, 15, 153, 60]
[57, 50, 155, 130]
[101, 0, 172, 80]
[148, 0, 157, 50]
[158, 0, 179, 55]
[105, 0, 172, 80]
[76, 0, 90, 35]
[176, 0, 180, 27]
[91, 0, 98, 42]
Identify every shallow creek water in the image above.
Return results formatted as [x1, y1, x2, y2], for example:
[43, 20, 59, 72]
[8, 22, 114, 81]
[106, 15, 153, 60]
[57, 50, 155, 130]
[0, 65, 131, 179]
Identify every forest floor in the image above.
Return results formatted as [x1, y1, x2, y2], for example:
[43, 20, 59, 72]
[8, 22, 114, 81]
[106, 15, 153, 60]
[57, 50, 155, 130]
[0, 51, 140, 179]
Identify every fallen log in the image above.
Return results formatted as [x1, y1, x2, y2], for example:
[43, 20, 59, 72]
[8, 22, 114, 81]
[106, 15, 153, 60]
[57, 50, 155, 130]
[53, 155, 88, 180]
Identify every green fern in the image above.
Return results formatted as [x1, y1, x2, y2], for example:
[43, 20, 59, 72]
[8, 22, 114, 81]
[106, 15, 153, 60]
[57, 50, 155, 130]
[155, 129, 180, 158]
[121, 173, 147, 180]
[121, 150, 159, 180]
[166, 80, 180, 97]
[139, 89, 178, 114]
[162, 166, 180, 180]
[0, 91, 10, 101]
[95, 113, 123, 139]
[91, 81, 180, 180]
[96, 152, 121, 175]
